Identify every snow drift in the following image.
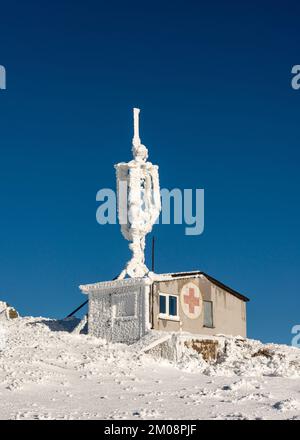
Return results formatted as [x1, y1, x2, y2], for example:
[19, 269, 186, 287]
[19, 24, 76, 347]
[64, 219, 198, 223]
[0, 316, 299, 420]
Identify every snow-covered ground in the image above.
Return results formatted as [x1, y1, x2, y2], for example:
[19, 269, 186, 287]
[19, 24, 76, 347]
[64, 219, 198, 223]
[0, 316, 299, 420]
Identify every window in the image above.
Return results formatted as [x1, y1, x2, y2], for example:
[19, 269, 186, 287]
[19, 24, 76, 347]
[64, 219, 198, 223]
[159, 293, 179, 320]
[169, 296, 177, 316]
[159, 295, 166, 314]
[203, 300, 214, 327]
[114, 293, 137, 318]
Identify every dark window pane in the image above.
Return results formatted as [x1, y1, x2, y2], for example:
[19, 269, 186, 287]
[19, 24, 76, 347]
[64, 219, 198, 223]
[159, 295, 166, 314]
[204, 301, 213, 327]
[169, 296, 177, 316]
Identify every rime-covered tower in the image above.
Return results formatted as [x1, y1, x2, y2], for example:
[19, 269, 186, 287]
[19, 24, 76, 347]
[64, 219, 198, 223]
[80, 108, 248, 344]
[115, 108, 161, 279]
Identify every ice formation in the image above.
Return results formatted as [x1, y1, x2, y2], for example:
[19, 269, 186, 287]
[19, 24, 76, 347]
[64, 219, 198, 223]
[115, 108, 161, 279]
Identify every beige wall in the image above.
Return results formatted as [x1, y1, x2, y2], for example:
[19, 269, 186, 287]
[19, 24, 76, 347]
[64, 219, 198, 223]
[152, 276, 247, 337]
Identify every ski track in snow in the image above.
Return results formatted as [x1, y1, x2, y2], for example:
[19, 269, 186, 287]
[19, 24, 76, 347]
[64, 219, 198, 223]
[0, 317, 300, 420]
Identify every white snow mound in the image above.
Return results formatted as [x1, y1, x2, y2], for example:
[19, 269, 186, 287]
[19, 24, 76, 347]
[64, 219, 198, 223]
[0, 316, 299, 420]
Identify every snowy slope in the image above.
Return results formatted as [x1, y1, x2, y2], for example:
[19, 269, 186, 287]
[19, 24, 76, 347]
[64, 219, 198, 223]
[0, 316, 299, 420]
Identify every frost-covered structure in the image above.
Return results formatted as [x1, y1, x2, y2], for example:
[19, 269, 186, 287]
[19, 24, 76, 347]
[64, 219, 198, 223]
[80, 109, 249, 344]
[80, 108, 160, 343]
[115, 108, 161, 279]
[80, 278, 151, 343]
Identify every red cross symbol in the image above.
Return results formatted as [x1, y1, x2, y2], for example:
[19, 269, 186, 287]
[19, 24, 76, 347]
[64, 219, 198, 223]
[184, 287, 200, 314]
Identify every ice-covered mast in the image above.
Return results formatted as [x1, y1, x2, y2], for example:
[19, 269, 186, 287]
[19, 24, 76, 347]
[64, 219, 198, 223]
[115, 108, 161, 279]
[133, 107, 141, 146]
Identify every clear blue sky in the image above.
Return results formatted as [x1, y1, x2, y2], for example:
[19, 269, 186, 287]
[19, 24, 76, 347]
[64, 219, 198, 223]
[0, 0, 299, 344]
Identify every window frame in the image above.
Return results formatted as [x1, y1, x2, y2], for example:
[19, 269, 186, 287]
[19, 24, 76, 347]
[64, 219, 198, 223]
[203, 300, 214, 328]
[158, 293, 179, 321]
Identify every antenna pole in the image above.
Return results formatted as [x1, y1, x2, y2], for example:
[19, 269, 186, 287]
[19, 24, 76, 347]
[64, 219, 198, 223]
[132, 107, 141, 148]
[151, 236, 155, 272]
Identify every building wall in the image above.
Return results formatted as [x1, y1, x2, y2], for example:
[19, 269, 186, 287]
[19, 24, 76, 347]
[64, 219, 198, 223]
[86, 278, 150, 343]
[152, 276, 247, 337]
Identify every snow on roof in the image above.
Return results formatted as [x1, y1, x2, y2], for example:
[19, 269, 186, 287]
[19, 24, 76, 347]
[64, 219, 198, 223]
[79, 270, 249, 302]
[79, 276, 152, 293]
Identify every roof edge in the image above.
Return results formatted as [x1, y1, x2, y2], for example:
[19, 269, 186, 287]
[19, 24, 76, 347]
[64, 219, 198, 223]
[156, 271, 250, 302]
